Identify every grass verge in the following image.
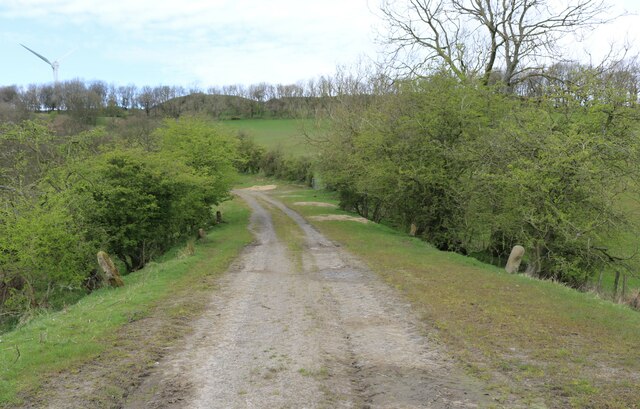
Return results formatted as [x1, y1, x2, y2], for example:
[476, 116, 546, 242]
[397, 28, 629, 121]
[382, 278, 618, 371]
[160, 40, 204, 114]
[0, 198, 252, 407]
[271, 185, 640, 409]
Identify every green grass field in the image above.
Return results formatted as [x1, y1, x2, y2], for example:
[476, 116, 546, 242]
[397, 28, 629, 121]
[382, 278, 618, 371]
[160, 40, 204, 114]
[220, 118, 325, 156]
[0, 199, 252, 406]
[267, 183, 640, 408]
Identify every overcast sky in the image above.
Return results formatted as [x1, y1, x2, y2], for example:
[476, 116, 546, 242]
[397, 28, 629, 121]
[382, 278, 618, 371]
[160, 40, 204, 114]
[0, 0, 638, 88]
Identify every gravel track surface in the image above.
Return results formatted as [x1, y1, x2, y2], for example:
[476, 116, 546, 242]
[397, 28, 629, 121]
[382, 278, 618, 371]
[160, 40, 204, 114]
[123, 190, 490, 408]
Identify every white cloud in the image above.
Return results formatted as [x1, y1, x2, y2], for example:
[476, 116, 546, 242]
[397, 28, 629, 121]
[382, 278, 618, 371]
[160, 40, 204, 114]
[0, 0, 377, 37]
[2, 0, 379, 85]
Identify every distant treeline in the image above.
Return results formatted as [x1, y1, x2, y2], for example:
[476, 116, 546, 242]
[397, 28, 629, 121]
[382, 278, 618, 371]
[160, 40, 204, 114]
[0, 68, 391, 123]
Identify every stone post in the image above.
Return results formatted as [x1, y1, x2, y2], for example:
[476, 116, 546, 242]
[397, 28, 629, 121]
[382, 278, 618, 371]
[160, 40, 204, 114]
[97, 251, 125, 287]
[505, 245, 525, 274]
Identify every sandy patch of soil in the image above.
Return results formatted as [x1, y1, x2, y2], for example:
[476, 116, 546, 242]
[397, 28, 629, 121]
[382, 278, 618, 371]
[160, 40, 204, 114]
[242, 184, 277, 191]
[292, 201, 338, 208]
[309, 214, 370, 223]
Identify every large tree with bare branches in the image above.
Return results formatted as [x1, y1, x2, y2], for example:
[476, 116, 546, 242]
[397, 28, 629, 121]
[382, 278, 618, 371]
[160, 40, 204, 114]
[380, 0, 612, 91]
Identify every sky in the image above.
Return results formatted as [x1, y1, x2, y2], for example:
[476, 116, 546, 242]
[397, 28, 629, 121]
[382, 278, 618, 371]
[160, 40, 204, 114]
[0, 0, 638, 89]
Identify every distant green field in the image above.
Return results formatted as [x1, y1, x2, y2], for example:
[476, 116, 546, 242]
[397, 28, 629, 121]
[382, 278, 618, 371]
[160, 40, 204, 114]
[220, 118, 326, 157]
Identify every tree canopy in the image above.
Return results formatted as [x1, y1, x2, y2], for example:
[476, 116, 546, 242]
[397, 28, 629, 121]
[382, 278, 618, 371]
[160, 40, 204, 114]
[0, 115, 239, 324]
[321, 66, 640, 286]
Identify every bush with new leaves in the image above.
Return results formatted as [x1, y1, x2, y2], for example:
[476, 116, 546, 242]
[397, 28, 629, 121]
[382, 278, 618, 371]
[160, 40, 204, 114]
[0, 116, 239, 325]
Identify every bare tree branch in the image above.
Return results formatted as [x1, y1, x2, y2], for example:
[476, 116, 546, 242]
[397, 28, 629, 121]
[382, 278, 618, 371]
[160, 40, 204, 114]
[380, 0, 617, 91]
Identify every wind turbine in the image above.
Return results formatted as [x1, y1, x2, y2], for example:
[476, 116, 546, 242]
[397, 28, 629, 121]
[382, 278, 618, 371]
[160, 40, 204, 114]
[20, 43, 74, 83]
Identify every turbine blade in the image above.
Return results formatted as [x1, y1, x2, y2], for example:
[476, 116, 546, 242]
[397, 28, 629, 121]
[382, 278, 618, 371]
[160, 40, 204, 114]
[56, 47, 76, 63]
[20, 43, 53, 66]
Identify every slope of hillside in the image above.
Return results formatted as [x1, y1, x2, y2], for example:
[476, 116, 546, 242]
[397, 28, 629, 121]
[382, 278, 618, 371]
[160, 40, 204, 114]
[152, 93, 334, 121]
[152, 93, 260, 119]
[220, 118, 325, 156]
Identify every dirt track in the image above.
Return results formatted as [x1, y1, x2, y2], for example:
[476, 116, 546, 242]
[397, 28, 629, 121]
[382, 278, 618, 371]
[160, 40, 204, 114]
[123, 190, 490, 408]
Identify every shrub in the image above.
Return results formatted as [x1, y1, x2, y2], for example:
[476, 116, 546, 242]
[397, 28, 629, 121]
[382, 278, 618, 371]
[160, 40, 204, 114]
[321, 73, 640, 287]
[234, 131, 265, 174]
[0, 194, 97, 316]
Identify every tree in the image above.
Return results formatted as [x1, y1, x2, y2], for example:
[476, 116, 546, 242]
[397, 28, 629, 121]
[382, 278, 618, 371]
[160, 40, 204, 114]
[380, 0, 611, 91]
[67, 151, 173, 271]
[38, 84, 59, 111]
[88, 81, 109, 108]
[0, 86, 29, 123]
[0, 114, 241, 323]
[108, 114, 159, 151]
[153, 116, 238, 193]
[466, 76, 640, 284]
[61, 79, 102, 124]
[235, 131, 266, 174]
[0, 193, 97, 315]
[20, 84, 40, 112]
[117, 84, 137, 110]
[64, 133, 235, 273]
[0, 122, 108, 317]
[322, 73, 493, 240]
[137, 86, 156, 116]
[0, 120, 61, 191]
[64, 117, 238, 273]
[321, 69, 639, 286]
